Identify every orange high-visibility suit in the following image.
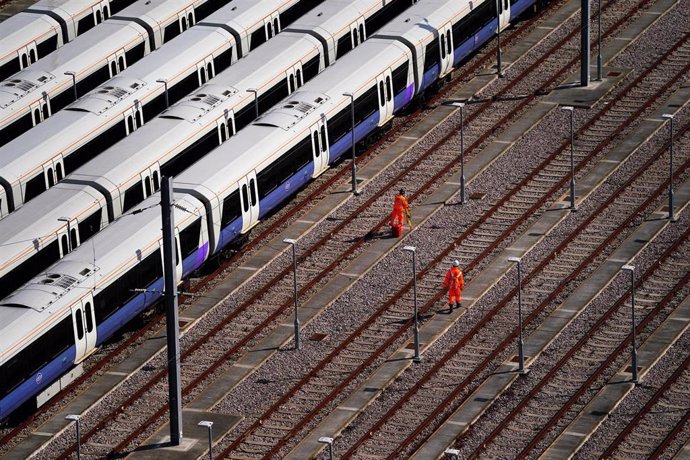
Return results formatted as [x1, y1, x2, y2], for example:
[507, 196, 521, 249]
[443, 266, 465, 306]
[391, 193, 409, 228]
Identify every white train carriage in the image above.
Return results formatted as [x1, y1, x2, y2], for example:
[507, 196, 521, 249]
[0, 0, 539, 422]
[0, 0, 229, 147]
[0, 0, 413, 302]
[0, 0, 321, 216]
[0, 0, 137, 81]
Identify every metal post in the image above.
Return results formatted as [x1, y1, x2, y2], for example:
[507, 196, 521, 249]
[344, 92, 359, 195]
[157, 79, 169, 109]
[65, 71, 77, 100]
[66, 414, 81, 460]
[404, 246, 421, 363]
[508, 257, 526, 374]
[284, 239, 300, 350]
[161, 176, 182, 445]
[451, 102, 466, 204]
[622, 265, 638, 383]
[581, 0, 590, 86]
[247, 88, 258, 119]
[58, 217, 72, 253]
[496, 0, 503, 78]
[318, 437, 334, 460]
[562, 106, 577, 211]
[663, 114, 675, 222]
[596, 0, 602, 81]
[198, 421, 213, 460]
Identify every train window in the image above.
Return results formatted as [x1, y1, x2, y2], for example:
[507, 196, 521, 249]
[78, 14, 95, 34]
[207, 62, 213, 79]
[21, 54, 28, 68]
[61, 234, 69, 255]
[127, 116, 134, 134]
[144, 177, 151, 197]
[85, 303, 94, 332]
[164, 22, 181, 42]
[320, 126, 327, 151]
[96, 10, 102, 24]
[336, 34, 352, 60]
[241, 185, 249, 212]
[378, 82, 385, 107]
[257, 136, 311, 200]
[78, 209, 103, 242]
[179, 218, 201, 258]
[188, 13, 194, 27]
[447, 31, 452, 55]
[122, 183, 144, 213]
[29, 49, 36, 64]
[76, 310, 84, 340]
[274, 18, 279, 34]
[181, 16, 187, 32]
[392, 62, 409, 95]
[289, 75, 295, 92]
[118, 56, 125, 71]
[42, 102, 50, 120]
[504, 0, 509, 11]
[424, 39, 441, 71]
[359, 24, 365, 42]
[135, 110, 142, 128]
[199, 68, 206, 85]
[213, 46, 234, 74]
[110, 61, 117, 77]
[219, 123, 227, 142]
[153, 171, 160, 190]
[221, 190, 240, 227]
[354, 86, 378, 125]
[56, 163, 63, 181]
[250, 28, 267, 50]
[440, 35, 446, 59]
[313, 132, 320, 158]
[70, 228, 78, 249]
[296, 69, 302, 87]
[352, 30, 358, 47]
[386, 77, 392, 102]
[249, 179, 257, 206]
[125, 43, 145, 63]
[302, 56, 320, 82]
[104, 5, 109, 19]
[47, 168, 55, 187]
[0, 240, 60, 300]
[25, 173, 47, 201]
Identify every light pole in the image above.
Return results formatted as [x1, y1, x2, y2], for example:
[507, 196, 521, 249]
[65, 414, 81, 460]
[561, 106, 577, 212]
[284, 238, 300, 350]
[318, 436, 334, 460]
[198, 420, 213, 460]
[596, 0, 602, 81]
[451, 101, 466, 204]
[65, 71, 77, 101]
[247, 88, 258, 119]
[662, 114, 675, 222]
[58, 216, 72, 253]
[495, 0, 503, 78]
[403, 246, 421, 363]
[508, 257, 527, 374]
[157, 78, 169, 109]
[343, 92, 360, 195]
[621, 265, 638, 384]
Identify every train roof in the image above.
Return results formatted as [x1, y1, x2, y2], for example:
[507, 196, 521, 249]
[0, 184, 105, 272]
[0, 15, 58, 60]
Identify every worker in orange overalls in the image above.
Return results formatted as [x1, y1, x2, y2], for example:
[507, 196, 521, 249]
[390, 189, 410, 237]
[443, 260, 465, 312]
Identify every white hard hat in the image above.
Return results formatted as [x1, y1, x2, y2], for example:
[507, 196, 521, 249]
[453, 260, 460, 267]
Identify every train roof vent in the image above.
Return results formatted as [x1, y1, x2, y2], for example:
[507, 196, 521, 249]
[253, 96, 324, 130]
[35, 273, 79, 290]
[0, 71, 54, 107]
[160, 85, 237, 122]
[66, 81, 141, 114]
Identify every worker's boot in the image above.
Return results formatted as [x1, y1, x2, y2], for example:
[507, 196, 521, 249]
[456, 302, 462, 310]
[448, 302, 454, 313]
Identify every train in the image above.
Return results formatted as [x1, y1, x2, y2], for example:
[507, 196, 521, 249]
[0, 0, 137, 81]
[0, 0, 233, 147]
[0, 0, 322, 218]
[0, 0, 539, 422]
[0, 0, 412, 300]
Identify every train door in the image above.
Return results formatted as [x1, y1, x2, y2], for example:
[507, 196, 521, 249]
[71, 293, 97, 363]
[311, 117, 329, 177]
[349, 17, 365, 48]
[498, 0, 510, 31]
[53, 155, 64, 182]
[439, 23, 454, 77]
[238, 173, 259, 233]
[27, 42, 38, 65]
[376, 69, 395, 126]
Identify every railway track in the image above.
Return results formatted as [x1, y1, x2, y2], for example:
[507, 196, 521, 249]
[30, 2, 569, 458]
[18, 0, 674, 457]
[341, 77, 690, 460]
[600, 352, 690, 459]
[210, 4, 687, 458]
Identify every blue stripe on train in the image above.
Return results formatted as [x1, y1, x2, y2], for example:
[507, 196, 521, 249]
[0, 347, 75, 420]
